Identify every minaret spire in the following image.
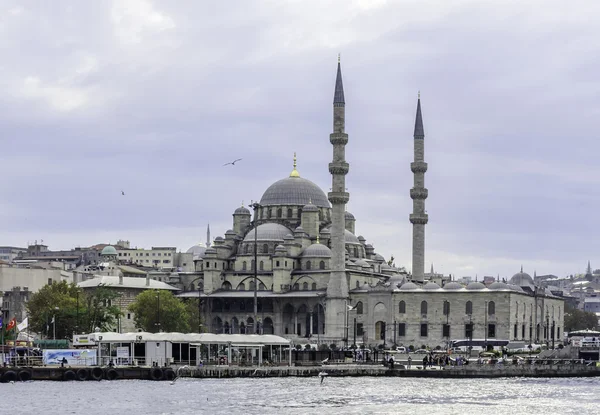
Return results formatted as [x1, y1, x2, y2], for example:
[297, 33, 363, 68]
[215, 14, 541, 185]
[410, 93, 428, 282]
[290, 152, 300, 177]
[325, 56, 350, 341]
[206, 223, 211, 247]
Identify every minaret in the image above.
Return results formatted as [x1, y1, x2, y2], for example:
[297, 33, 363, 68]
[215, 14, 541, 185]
[206, 223, 211, 247]
[410, 93, 428, 283]
[325, 56, 350, 340]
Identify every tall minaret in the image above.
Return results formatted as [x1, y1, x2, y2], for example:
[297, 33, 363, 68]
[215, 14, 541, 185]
[325, 56, 350, 340]
[206, 223, 211, 247]
[410, 94, 428, 283]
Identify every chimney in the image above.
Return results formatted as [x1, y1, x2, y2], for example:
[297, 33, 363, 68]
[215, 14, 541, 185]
[146, 275, 150, 286]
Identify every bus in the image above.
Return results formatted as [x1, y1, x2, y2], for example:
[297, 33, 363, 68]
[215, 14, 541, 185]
[451, 339, 510, 352]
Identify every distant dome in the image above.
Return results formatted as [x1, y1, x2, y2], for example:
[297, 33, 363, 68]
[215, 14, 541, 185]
[508, 284, 525, 293]
[302, 244, 332, 258]
[466, 281, 486, 290]
[214, 236, 224, 242]
[374, 253, 385, 262]
[509, 270, 534, 288]
[320, 228, 331, 234]
[275, 244, 287, 252]
[225, 229, 237, 235]
[354, 259, 370, 268]
[399, 282, 420, 290]
[345, 230, 361, 244]
[186, 244, 207, 260]
[234, 206, 250, 215]
[204, 247, 217, 255]
[302, 203, 319, 212]
[294, 226, 305, 233]
[444, 282, 463, 290]
[345, 211, 355, 220]
[101, 246, 117, 256]
[489, 281, 509, 290]
[423, 281, 441, 290]
[243, 223, 291, 242]
[283, 234, 294, 241]
[381, 263, 392, 270]
[358, 236, 366, 242]
[260, 176, 330, 208]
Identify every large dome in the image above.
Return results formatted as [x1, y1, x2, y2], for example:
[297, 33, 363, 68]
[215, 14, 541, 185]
[243, 223, 292, 242]
[509, 269, 534, 288]
[260, 176, 330, 208]
[302, 244, 332, 257]
[187, 244, 207, 260]
[101, 246, 117, 256]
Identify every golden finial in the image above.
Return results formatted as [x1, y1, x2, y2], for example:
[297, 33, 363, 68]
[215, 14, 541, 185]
[309, 198, 312, 204]
[316, 234, 320, 244]
[338, 53, 340, 63]
[241, 200, 244, 207]
[290, 152, 300, 177]
[418, 90, 421, 99]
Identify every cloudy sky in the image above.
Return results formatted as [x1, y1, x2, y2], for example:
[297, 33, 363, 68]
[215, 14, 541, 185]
[1, 0, 599, 278]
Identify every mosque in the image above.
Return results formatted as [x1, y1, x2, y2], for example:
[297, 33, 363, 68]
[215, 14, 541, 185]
[179, 60, 565, 350]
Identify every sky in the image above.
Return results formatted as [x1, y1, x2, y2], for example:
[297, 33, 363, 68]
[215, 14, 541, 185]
[1, 0, 599, 279]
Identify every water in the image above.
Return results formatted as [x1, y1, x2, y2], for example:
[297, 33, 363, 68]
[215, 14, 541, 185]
[1, 377, 599, 414]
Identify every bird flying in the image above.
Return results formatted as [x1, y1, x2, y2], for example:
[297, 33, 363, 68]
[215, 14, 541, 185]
[223, 158, 242, 166]
[121, 190, 125, 196]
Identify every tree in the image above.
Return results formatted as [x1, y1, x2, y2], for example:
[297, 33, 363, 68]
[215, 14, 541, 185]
[183, 298, 204, 333]
[26, 281, 121, 339]
[128, 290, 190, 333]
[564, 305, 599, 332]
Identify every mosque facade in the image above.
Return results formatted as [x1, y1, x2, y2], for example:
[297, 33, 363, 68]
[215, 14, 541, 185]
[179, 61, 564, 350]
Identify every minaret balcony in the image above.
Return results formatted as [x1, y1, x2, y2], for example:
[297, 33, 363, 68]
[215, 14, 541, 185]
[411, 162, 428, 173]
[328, 191, 350, 204]
[330, 133, 348, 145]
[410, 188, 429, 200]
[328, 162, 349, 175]
[409, 213, 429, 225]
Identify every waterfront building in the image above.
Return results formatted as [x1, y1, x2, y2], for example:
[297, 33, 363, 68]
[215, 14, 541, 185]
[171, 60, 565, 350]
[0, 246, 27, 263]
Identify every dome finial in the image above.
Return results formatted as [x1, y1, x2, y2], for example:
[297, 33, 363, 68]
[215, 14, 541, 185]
[316, 234, 320, 244]
[290, 152, 300, 177]
[338, 53, 340, 63]
[520, 265, 523, 273]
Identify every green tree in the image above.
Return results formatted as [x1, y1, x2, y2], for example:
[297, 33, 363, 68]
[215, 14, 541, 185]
[128, 290, 190, 333]
[184, 298, 204, 333]
[26, 281, 121, 339]
[564, 305, 598, 332]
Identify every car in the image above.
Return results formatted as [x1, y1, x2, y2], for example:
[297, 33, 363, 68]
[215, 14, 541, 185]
[413, 349, 428, 354]
[395, 346, 407, 353]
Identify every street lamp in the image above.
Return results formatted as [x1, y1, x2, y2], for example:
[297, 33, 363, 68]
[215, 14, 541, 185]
[155, 290, 161, 333]
[53, 306, 59, 340]
[345, 302, 357, 350]
[249, 201, 261, 334]
[484, 301, 488, 352]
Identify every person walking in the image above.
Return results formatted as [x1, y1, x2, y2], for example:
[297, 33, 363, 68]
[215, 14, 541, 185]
[407, 355, 412, 369]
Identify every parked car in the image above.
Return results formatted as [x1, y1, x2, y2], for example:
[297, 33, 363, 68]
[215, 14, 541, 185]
[394, 346, 407, 353]
[413, 349, 428, 354]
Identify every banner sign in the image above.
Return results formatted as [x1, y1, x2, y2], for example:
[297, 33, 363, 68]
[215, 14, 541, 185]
[43, 349, 97, 365]
[116, 347, 129, 359]
[73, 335, 96, 346]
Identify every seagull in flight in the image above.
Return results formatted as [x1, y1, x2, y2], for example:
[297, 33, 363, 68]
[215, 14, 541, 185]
[223, 158, 242, 166]
[121, 190, 125, 196]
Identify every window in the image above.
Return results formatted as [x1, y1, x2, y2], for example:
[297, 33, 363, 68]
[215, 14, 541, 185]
[276, 260, 280, 267]
[287, 208, 293, 218]
[353, 247, 358, 257]
[356, 301, 363, 314]
[356, 280, 360, 288]
[522, 324, 526, 339]
[262, 244, 269, 254]
[242, 261, 247, 271]
[465, 323, 473, 339]
[259, 283, 266, 290]
[158, 253, 161, 256]
[285, 261, 288, 267]
[238, 283, 245, 291]
[356, 323, 364, 336]
[206, 262, 209, 269]
[251, 260, 255, 270]
[127, 313, 131, 319]
[443, 301, 450, 316]
[399, 301, 406, 314]
[311, 282, 317, 290]
[420, 323, 428, 337]
[293, 283, 299, 290]
[48, 278, 53, 285]
[398, 323, 406, 337]
[514, 324, 518, 338]
[442, 324, 450, 338]
[557, 327, 561, 338]
[466, 301, 473, 315]
[420, 301, 428, 316]
[319, 260, 325, 270]
[277, 208, 282, 218]
[488, 324, 496, 338]
[302, 282, 308, 290]
[488, 301, 495, 316]
[306, 261, 312, 270]
[146, 253, 149, 256]
[259, 261, 264, 271]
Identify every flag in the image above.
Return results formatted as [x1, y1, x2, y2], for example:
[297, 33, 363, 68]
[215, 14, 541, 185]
[50, 316, 55, 324]
[17, 317, 28, 332]
[0, 316, 3, 329]
[6, 318, 16, 331]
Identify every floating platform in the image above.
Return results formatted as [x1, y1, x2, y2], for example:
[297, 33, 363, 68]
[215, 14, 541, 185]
[0, 366, 176, 382]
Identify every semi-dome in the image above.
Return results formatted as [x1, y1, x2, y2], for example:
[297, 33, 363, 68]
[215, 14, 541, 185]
[234, 206, 250, 215]
[354, 259, 371, 268]
[345, 211, 355, 220]
[302, 202, 319, 212]
[381, 263, 392, 270]
[214, 236, 224, 242]
[275, 244, 287, 252]
[260, 176, 330, 208]
[101, 246, 117, 256]
[374, 253, 385, 262]
[399, 282, 420, 290]
[186, 243, 207, 259]
[509, 269, 534, 288]
[466, 281, 486, 290]
[204, 247, 217, 255]
[225, 229, 237, 236]
[423, 281, 441, 290]
[443, 282, 463, 290]
[489, 281, 509, 290]
[243, 223, 291, 242]
[302, 244, 332, 257]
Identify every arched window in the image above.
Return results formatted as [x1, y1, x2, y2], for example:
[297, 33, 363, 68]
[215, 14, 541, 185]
[249, 280, 256, 291]
[267, 209, 272, 219]
[262, 244, 269, 254]
[222, 281, 232, 290]
[251, 260, 255, 270]
[298, 208, 302, 217]
[466, 301, 473, 315]
[259, 261, 264, 271]
[245, 245, 251, 254]
[319, 260, 325, 270]
[356, 301, 363, 314]
[399, 301, 406, 314]
[488, 301, 495, 315]
[311, 282, 317, 290]
[421, 301, 428, 316]
[242, 261, 247, 271]
[353, 247, 359, 257]
[259, 282, 266, 290]
[287, 208, 293, 218]
[277, 208, 282, 218]
[443, 301, 450, 316]
[318, 210, 323, 221]
[302, 282, 308, 290]
[306, 261, 312, 270]
[293, 283, 299, 290]
[238, 283, 245, 291]
[356, 280, 360, 288]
